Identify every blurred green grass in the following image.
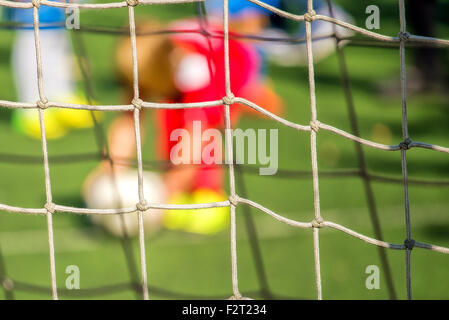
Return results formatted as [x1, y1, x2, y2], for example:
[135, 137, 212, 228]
[0, 0, 449, 300]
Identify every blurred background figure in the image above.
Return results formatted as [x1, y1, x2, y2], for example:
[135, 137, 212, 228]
[5, 0, 97, 139]
[83, 0, 356, 238]
[83, 11, 284, 236]
[407, 0, 446, 93]
[378, 0, 448, 95]
[204, 0, 354, 66]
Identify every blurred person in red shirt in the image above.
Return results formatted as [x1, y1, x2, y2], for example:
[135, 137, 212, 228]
[85, 15, 283, 235]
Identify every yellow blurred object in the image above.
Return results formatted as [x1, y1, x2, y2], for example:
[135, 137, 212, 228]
[187, 189, 229, 234]
[11, 94, 101, 139]
[12, 108, 67, 139]
[163, 189, 229, 235]
[163, 192, 193, 231]
[55, 95, 101, 129]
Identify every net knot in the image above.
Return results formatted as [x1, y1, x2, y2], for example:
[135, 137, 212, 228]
[126, 0, 139, 6]
[399, 138, 412, 150]
[200, 29, 210, 37]
[31, 0, 41, 8]
[222, 93, 235, 105]
[404, 238, 415, 250]
[398, 31, 410, 41]
[136, 200, 149, 212]
[311, 217, 324, 228]
[310, 120, 321, 132]
[132, 98, 143, 110]
[304, 10, 316, 22]
[229, 194, 240, 207]
[44, 202, 56, 214]
[37, 98, 49, 110]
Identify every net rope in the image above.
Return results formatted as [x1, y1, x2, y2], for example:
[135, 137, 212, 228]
[0, 0, 448, 300]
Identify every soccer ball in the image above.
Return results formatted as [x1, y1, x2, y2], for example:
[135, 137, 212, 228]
[82, 169, 167, 237]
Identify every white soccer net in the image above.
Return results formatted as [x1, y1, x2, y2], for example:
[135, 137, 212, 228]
[0, 0, 448, 300]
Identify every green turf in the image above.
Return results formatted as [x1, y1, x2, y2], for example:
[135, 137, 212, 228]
[0, 0, 449, 300]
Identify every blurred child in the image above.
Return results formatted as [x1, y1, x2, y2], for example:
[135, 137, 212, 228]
[278, 0, 354, 65]
[6, 0, 96, 139]
[205, 0, 354, 66]
[86, 14, 283, 236]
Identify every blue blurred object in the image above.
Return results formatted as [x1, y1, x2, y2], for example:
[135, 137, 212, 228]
[205, 0, 281, 17]
[4, 1, 66, 29]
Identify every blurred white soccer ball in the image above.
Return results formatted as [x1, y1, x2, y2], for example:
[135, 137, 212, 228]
[82, 169, 167, 237]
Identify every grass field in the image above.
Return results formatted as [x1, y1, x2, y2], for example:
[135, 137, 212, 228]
[0, 0, 449, 300]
